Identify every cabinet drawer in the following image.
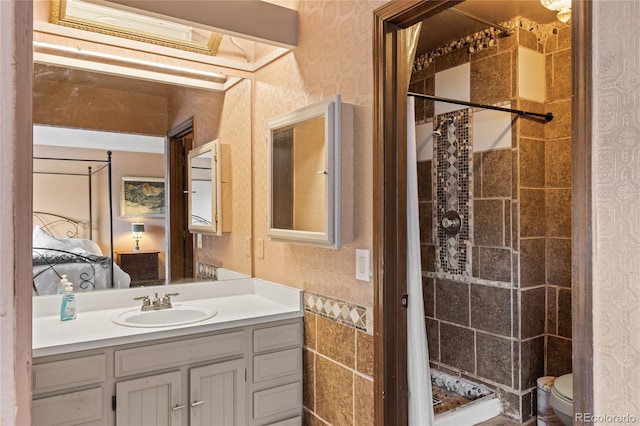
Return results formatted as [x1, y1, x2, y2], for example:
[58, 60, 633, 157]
[267, 417, 302, 426]
[253, 382, 302, 421]
[33, 354, 105, 395]
[32, 387, 103, 426]
[115, 331, 244, 377]
[253, 348, 301, 383]
[117, 252, 159, 281]
[253, 322, 301, 353]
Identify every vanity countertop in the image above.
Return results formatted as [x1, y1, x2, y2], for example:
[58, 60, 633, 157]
[32, 278, 303, 358]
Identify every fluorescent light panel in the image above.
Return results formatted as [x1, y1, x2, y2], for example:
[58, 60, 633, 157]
[33, 41, 227, 81]
[34, 125, 165, 154]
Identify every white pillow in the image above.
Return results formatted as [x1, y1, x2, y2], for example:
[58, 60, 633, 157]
[32, 226, 103, 255]
[32, 226, 66, 250]
[63, 238, 103, 255]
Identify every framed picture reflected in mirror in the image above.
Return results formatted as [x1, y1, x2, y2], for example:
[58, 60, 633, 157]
[120, 176, 165, 218]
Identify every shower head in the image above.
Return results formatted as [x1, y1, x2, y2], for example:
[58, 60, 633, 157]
[432, 119, 444, 137]
[432, 116, 456, 137]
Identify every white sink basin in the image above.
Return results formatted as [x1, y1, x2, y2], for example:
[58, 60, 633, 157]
[112, 305, 216, 328]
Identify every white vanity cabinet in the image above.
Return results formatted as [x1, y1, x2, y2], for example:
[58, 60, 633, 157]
[32, 318, 302, 426]
[32, 353, 108, 426]
[115, 359, 245, 426]
[113, 330, 246, 425]
[249, 321, 303, 426]
[189, 359, 246, 425]
[115, 371, 184, 426]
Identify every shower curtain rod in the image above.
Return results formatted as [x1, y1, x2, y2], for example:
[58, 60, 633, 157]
[407, 92, 554, 122]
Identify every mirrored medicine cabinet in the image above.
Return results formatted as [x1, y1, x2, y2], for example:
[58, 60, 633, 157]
[267, 95, 352, 249]
[188, 139, 231, 236]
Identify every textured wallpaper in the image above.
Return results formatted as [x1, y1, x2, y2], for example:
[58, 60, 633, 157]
[202, 79, 253, 276]
[252, 0, 385, 308]
[593, 0, 640, 414]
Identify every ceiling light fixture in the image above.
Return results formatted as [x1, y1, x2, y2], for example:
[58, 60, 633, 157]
[539, 0, 571, 23]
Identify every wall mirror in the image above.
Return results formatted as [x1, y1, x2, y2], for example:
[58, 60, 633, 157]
[188, 139, 231, 236]
[267, 95, 347, 249]
[33, 64, 251, 294]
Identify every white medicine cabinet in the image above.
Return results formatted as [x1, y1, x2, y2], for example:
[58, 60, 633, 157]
[267, 95, 352, 249]
[187, 139, 231, 236]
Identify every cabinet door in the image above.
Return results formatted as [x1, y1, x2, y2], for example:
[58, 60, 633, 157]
[116, 371, 184, 426]
[189, 358, 245, 426]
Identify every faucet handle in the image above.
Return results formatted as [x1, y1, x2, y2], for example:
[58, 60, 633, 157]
[161, 292, 178, 308]
[133, 295, 150, 304]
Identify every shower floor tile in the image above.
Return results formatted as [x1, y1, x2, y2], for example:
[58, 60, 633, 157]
[432, 384, 472, 415]
[476, 415, 537, 425]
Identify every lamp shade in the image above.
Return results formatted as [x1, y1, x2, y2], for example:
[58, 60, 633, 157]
[131, 223, 145, 233]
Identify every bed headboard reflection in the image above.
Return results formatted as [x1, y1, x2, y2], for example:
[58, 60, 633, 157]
[31, 211, 131, 295]
[32, 211, 88, 239]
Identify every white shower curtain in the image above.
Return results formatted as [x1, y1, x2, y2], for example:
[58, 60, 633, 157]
[407, 96, 436, 425]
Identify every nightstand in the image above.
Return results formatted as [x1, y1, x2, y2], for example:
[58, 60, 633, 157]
[116, 251, 161, 287]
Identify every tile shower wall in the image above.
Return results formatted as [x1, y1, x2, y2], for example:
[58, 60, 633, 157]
[413, 21, 572, 422]
[434, 109, 472, 276]
[543, 23, 572, 378]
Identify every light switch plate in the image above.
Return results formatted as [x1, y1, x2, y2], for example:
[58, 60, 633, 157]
[355, 249, 370, 282]
[244, 237, 251, 257]
[256, 238, 264, 259]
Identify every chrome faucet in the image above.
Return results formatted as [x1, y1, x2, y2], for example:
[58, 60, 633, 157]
[134, 292, 180, 311]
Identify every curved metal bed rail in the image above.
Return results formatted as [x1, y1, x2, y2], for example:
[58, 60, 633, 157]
[32, 247, 109, 295]
[33, 211, 88, 238]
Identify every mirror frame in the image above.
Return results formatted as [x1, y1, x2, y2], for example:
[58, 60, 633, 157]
[188, 140, 220, 235]
[267, 95, 342, 249]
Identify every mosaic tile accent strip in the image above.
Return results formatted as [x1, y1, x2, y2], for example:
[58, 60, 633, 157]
[413, 17, 566, 72]
[304, 291, 367, 332]
[434, 108, 472, 276]
[196, 261, 219, 280]
[431, 370, 493, 400]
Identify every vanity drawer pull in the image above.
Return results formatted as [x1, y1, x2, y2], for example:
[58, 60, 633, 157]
[172, 404, 186, 411]
[191, 400, 204, 407]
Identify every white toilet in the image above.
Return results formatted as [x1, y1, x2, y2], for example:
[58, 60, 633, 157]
[549, 373, 573, 425]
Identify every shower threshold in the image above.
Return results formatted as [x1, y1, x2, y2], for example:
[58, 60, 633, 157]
[431, 371, 501, 426]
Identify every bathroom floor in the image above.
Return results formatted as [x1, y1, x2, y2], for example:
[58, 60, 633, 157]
[476, 415, 536, 425]
[432, 384, 473, 415]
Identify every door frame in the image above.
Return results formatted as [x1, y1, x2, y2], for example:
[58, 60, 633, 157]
[167, 118, 195, 282]
[372, 1, 594, 424]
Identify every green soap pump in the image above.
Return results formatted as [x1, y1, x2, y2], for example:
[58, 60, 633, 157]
[60, 278, 77, 321]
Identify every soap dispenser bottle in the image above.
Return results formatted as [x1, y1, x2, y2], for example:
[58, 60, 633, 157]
[60, 280, 77, 321]
[57, 275, 69, 295]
